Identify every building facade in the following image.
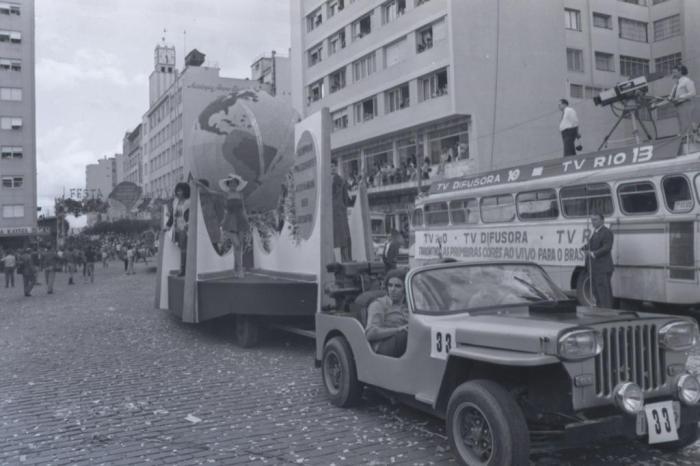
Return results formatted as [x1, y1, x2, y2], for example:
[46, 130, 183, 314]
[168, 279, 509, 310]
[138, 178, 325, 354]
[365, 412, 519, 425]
[0, 0, 36, 242]
[85, 156, 117, 226]
[121, 123, 142, 185]
[251, 51, 293, 101]
[290, 0, 699, 236]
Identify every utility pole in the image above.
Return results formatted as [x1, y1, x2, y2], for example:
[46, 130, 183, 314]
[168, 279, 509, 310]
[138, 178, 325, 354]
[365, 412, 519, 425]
[271, 50, 277, 96]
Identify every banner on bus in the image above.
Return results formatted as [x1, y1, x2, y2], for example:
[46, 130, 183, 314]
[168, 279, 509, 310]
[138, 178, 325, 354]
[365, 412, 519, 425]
[430, 140, 680, 195]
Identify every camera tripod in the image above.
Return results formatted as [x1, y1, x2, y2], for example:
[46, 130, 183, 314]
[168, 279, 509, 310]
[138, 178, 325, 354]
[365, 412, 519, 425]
[598, 96, 657, 151]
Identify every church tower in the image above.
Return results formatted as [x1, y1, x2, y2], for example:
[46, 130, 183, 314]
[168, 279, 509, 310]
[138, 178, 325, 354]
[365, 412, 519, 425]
[149, 40, 177, 105]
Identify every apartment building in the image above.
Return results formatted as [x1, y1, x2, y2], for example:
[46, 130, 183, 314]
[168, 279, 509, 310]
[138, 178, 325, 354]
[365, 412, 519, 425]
[0, 0, 36, 243]
[251, 51, 293, 101]
[290, 0, 699, 234]
[121, 123, 143, 185]
[85, 156, 117, 226]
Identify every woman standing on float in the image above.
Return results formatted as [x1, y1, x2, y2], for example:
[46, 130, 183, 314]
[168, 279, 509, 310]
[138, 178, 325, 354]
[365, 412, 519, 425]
[165, 182, 191, 276]
[219, 173, 249, 278]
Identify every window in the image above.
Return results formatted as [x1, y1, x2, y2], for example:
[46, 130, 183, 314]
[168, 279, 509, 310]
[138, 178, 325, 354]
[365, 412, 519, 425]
[418, 68, 448, 101]
[653, 0, 670, 4]
[593, 13, 612, 29]
[331, 108, 349, 132]
[416, 18, 446, 53]
[307, 43, 323, 67]
[427, 120, 469, 164]
[595, 52, 615, 72]
[619, 18, 648, 42]
[481, 195, 515, 223]
[570, 84, 583, 99]
[384, 37, 407, 67]
[662, 176, 694, 213]
[352, 13, 372, 40]
[655, 52, 682, 76]
[327, 0, 344, 18]
[560, 183, 614, 217]
[584, 86, 602, 99]
[352, 52, 376, 81]
[1, 146, 22, 159]
[353, 96, 377, 123]
[416, 0, 431, 6]
[329, 67, 346, 93]
[0, 87, 21, 101]
[1, 176, 22, 188]
[618, 181, 658, 214]
[449, 198, 479, 225]
[307, 79, 324, 104]
[566, 48, 584, 72]
[306, 7, 323, 32]
[0, 30, 21, 43]
[620, 0, 647, 4]
[517, 190, 559, 220]
[385, 83, 410, 113]
[425, 202, 449, 226]
[565, 9, 582, 31]
[619, 55, 649, 77]
[654, 15, 681, 41]
[412, 208, 424, 227]
[0, 58, 21, 71]
[2, 204, 23, 218]
[382, 0, 406, 24]
[0, 3, 20, 15]
[0, 117, 22, 130]
[328, 29, 346, 55]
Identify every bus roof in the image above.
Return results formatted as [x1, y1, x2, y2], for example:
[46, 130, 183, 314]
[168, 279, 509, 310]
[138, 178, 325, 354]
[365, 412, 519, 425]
[429, 138, 695, 196]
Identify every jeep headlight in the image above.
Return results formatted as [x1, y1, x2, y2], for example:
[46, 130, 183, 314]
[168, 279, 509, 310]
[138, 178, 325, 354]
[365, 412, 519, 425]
[677, 374, 700, 405]
[659, 321, 699, 351]
[614, 382, 644, 414]
[558, 329, 603, 361]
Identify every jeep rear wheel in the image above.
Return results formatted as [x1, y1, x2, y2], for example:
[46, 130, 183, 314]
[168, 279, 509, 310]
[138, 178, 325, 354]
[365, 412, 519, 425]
[322, 336, 362, 407]
[447, 380, 529, 466]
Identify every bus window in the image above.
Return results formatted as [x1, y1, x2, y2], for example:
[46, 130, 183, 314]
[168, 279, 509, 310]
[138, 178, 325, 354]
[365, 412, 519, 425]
[449, 198, 478, 225]
[425, 202, 450, 226]
[516, 189, 559, 221]
[560, 183, 614, 218]
[662, 175, 694, 213]
[617, 181, 658, 215]
[412, 208, 424, 227]
[480, 194, 515, 223]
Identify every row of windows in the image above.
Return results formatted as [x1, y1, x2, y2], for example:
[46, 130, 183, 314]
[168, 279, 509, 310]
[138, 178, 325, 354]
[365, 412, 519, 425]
[414, 175, 698, 227]
[306, 17, 446, 103]
[567, 48, 681, 78]
[0, 87, 21, 101]
[146, 168, 184, 199]
[0, 2, 20, 15]
[306, 0, 429, 33]
[147, 116, 182, 154]
[0, 117, 22, 130]
[1, 145, 22, 159]
[2, 204, 24, 219]
[0, 29, 21, 43]
[149, 140, 183, 173]
[331, 68, 448, 131]
[1, 176, 23, 188]
[565, 9, 681, 43]
[0, 57, 22, 72]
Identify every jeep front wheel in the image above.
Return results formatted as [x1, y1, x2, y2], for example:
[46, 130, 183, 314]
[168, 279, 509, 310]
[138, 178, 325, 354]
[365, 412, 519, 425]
[322, 336, 362, 407]
[447, 380, 529, 466]
[575, 270, 595, 307]
[653, 422, 699, 452]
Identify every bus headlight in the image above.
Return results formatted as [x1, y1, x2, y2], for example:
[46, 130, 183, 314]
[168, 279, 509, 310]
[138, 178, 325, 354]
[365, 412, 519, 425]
[614, 382, 644, 414]
[659, 321, 699, 351]
[558, 329, 603, 361]
[677, 374, 700, 405]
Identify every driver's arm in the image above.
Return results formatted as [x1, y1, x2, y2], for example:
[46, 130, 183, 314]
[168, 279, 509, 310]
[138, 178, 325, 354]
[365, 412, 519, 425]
[366, 301, 405, 342]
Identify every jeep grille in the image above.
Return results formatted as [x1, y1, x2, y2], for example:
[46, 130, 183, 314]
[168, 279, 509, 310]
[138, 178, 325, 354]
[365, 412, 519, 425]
[594, 324, 665, 397]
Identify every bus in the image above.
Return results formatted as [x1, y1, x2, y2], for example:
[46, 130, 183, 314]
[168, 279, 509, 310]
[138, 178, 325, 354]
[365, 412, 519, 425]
[411, 139, 700, 308]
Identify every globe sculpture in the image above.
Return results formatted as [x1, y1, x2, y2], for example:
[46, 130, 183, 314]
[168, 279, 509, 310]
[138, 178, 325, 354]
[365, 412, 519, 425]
[190, 88, 301, 253]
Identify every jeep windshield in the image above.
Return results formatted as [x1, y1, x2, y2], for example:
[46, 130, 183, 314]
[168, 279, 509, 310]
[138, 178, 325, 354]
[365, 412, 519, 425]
[410, 263, 569, 314]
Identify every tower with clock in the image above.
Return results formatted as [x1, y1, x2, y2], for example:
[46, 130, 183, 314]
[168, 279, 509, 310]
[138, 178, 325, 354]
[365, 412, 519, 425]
[149, 40, 178, 106]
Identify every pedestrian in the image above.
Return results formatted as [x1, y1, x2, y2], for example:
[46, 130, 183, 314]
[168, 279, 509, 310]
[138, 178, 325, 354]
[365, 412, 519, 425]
[2, 249, 16, 288]
[218, 173, 250, 278]
[126, 244, 135, 275]
[120, 243, 129, 272]
[382, 230, 403, 271]
[41, 247, 59, 294]
[75, 248, 87, 283]
[559, 99, 581, 157]
[101, 246, 109, 268]
[669, 65, 697, 140]
[64, 248, 76, 285]
[84, 246, 96, 283]
[581, 211, 614, 308]
[18, 248, 37, 297]
[331, 160, 353, 262]
[164, 182, 191, 277]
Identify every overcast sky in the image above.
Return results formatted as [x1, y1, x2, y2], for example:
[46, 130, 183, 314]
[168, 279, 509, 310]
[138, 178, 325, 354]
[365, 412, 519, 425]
[35, 0, 291, 214]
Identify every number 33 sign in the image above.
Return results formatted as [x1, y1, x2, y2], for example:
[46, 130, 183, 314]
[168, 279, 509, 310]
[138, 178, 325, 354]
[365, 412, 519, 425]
[430, 327, 456, 360]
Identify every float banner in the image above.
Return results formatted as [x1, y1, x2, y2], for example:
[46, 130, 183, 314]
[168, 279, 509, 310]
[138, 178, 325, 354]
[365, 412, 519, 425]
[431, 141, 680, 195]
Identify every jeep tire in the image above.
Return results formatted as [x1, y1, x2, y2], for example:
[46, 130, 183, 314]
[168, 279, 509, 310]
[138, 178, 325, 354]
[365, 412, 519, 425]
[322, 336, 363, 407]
[447, 380, 529, 466]
[653, 422, 699, 452]
[575, 270, 595, 307]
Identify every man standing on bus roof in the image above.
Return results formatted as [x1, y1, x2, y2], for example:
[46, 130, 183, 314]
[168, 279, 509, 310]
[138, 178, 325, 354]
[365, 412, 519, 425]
[669, 65, 697, 139]
[559, 99, 581, 157]
[582, 212, 614, 308]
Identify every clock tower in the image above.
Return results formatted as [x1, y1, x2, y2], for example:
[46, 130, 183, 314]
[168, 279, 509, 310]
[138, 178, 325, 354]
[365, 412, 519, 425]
[149, 41, 178, 105]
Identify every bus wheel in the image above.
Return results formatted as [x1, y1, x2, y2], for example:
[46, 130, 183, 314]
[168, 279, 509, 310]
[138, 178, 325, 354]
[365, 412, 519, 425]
[235, 315, 259, 348]
[322, 336, 363, 407]
[575, 272, 594, 307]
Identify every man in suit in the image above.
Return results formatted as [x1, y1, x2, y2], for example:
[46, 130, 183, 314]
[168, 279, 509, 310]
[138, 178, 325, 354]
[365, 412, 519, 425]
[582, 212, 614, 308]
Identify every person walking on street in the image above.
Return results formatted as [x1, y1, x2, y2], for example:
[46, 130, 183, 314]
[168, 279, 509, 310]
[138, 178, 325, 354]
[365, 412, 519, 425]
[65, 248, 76, 285]
[19, 249, 37, 297]
[582, 212, 614, 308]
[84, 246, 96, 283]
[41, 247, 59, 294]
[126, 244, 136, 275]
[101, 246, 109, 268]
[559, 99, 581, 157]
[2, 250, 16, 288]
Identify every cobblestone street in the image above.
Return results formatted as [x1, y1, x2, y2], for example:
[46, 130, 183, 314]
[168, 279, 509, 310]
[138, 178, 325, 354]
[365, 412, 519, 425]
[1, 263, 700, 465]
